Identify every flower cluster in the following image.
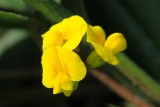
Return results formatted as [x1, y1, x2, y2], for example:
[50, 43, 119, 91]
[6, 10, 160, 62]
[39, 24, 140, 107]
[86, 25, 127, 68]
[41, 15, 127, 96]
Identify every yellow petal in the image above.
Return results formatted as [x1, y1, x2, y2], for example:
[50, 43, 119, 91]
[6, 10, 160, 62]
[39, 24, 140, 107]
[41, 47, 60, 88]
[53, 75, 62, 94]
[60, 72, 73, 90]
[42, 46, 86, 90]
[91, 42, 119, 65]
[42, 30, 63, 51]
[51, 15, 87, 50]
[42, 70, 55, 88]
[62, 82, 79, 96]
[86, 25, 106, 45]
[104, 33, 127, 54]
[53, 71, 72, 94]
[56, 47, 86, 81]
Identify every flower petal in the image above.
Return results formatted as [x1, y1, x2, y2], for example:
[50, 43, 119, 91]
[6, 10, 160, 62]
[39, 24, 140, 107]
[60, 72, 73, 90]
[51, 15, 87, 50]
[56, 47, 86, 81]
[86, 25, 106, 45]
[53, 75, 62, 94]
[42, 46, 86, 91]
[91, 42, 119, 65]
[42, 30, 63, 51]
[41, 47, 60, 88]
[53, 72, 73, 94]
[62, 82, 79, 96]
[104, 33, 127, 54]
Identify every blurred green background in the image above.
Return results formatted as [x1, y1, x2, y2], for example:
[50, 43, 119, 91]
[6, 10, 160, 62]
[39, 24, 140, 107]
[1, 0, 160, 107]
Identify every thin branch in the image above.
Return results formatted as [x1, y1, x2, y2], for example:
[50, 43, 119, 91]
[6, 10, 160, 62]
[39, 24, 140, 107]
[117, 53, 160, 102]
[89, 69, 153, 107]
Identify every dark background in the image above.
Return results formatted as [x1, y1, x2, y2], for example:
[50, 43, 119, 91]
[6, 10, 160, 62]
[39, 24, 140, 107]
[1, 0, 160, 107]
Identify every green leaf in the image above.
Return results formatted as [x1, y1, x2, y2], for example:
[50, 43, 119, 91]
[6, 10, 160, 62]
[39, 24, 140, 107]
[0, 11, 28, 23]
[101, 63, 153, 105]
[117, 53, 160, 102]
[0, 28, 30, 57]
[25, 0, 71, 23]
[0, 0, 27, 12]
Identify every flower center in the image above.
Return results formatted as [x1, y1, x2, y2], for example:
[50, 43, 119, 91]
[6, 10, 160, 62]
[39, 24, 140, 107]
[63, 39, 67, 44]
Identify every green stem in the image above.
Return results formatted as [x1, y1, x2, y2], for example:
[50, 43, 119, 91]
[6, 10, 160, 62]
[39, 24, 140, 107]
[116, 53, 160, 103]
[25, 0, 71, 23]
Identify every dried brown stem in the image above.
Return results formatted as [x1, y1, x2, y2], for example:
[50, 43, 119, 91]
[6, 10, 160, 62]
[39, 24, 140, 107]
[89, 69, 153, 107]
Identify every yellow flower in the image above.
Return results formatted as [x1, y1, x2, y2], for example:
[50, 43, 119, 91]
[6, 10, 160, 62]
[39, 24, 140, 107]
[42, 15, 87, 51]
[41, 15, 87, 96]
[42, 47, 86, 96]
[86, 25, 127, 65]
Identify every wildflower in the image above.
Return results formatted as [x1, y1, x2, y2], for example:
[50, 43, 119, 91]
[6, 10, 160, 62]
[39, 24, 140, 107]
[42, 47, 86, 96]
[86, 25, 127, 66]
[41, 15, 87, 96]
[42, 15, 87, 51]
